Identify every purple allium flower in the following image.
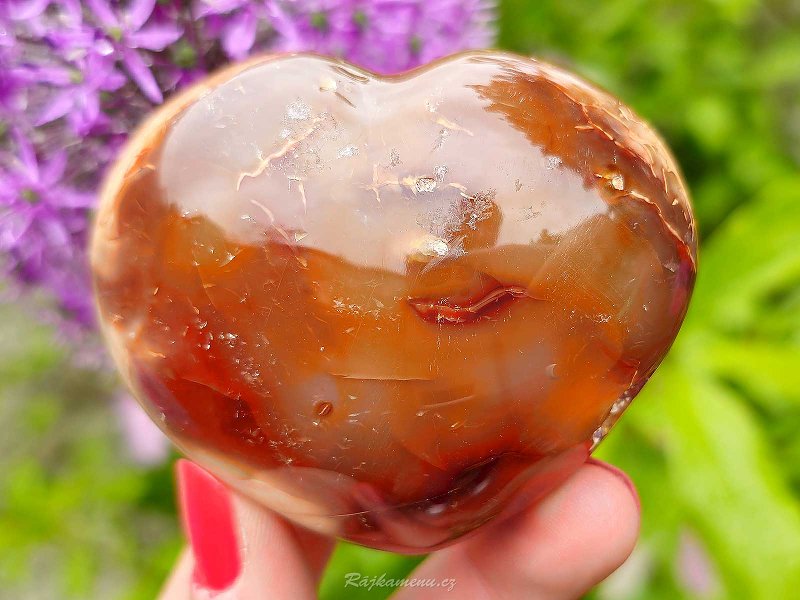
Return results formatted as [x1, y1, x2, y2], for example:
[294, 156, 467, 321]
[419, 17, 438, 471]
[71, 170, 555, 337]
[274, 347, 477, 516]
[267, 0, 496, 73]
[196, 0, 269, 60]
[0, 129, 95, 325]
[34, 39, 127, 135]
[82, 0, 182, 102]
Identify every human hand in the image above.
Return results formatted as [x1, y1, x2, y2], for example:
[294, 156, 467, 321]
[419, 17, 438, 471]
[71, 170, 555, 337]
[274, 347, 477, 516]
[160, 459, 639, 599]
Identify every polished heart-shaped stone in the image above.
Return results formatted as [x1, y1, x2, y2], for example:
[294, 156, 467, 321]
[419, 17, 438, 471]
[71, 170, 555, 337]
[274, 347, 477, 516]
[92, 51, 696, 552]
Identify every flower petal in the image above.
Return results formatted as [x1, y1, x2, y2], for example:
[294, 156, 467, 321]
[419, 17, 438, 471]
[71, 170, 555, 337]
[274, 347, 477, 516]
[56, 0, 84, 26]
[75, 89, 101, 135]
[27, 64, 73, 86]
[194, 0, 250, 18]
[40, 151, 67, 186]
[124, 0, 156, 31]
[6, 0, 51, 21]
[84, 0, 120, 29]
[11, 129, 39, 180]
[127, 23, 183, 51]
[39, 214, 70, 246]
[122, 48, 162, 103]
[0, 210, 34, 250]
[35, 92, 74, 126]
[264, 3, 298, 38]
[54, 188, 96, 209]
[101, 68, 127, 91]
[221, 8, 258, 59]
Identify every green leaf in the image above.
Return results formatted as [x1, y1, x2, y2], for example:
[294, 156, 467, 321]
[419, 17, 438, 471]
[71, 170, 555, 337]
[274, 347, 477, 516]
[687, 177, 800, 333]
[703, 337, 800, 409]
[686, 95, 735, 152]
[635, 363, 800, 598]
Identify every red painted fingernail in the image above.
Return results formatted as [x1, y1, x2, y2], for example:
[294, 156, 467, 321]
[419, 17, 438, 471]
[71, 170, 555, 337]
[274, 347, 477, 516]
[587, 458, 641, 512]
[176, 459, 241, 591]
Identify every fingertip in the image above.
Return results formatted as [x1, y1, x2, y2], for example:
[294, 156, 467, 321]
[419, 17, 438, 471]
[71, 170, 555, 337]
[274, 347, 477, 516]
[586, 457, 641, 515]
[468, 460, 641, 598]
[577, 459, 641, 570]
[387, 459, 642, 600]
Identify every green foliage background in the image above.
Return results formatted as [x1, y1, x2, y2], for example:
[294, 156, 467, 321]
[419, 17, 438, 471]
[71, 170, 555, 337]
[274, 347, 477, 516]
[1, 1, 799, 598]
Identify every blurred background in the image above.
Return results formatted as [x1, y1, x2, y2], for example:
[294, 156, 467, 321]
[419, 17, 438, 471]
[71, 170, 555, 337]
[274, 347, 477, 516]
[1, 0, 799, 598]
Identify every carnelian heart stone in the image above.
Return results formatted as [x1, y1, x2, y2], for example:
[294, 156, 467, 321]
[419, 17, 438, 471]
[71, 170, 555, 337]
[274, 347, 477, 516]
[91, 51, 696, 552]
